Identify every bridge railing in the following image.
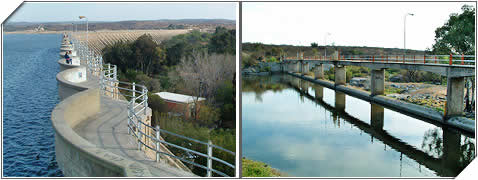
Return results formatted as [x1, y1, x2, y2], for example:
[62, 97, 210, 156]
[69, 35, 236, 177]
[284, 54, 475, 66]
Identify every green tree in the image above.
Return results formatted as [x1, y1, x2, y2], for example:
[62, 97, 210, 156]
[311, 42, 319, 48]
[209, 26, 236, 54]
[432, 5, 475, 55]
[132, 34, 161, 75]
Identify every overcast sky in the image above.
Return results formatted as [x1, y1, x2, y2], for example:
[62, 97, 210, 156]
[243, 2, 475, 51]
[7, 2, 236, 22]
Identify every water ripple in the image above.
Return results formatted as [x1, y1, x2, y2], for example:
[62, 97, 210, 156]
[3, 34, 63, 177]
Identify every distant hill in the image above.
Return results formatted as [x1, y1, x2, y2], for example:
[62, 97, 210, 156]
[4, 19, 236, 32]
[242, 42, 427, 58]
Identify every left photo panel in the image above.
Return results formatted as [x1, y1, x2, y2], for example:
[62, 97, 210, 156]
[1, 2, 237, 177]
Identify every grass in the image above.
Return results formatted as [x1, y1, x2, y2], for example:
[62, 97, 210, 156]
[384, 87, 402, 95]
[242, 158, 284, 177]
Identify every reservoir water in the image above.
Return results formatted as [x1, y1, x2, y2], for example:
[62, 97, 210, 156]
[242, 74, 475, 177]
[3, 34, 63, 176]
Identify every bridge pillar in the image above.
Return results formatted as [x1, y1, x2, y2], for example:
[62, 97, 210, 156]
[335, 65, 346, 85]
[302, 62, 309, 76]
[445, 77, 465, 118]
[335, 92, 346, 112]
[371, 69, 385, 96]
[314, 64, 324, 79]
[313, 84, 323, 99]
[371, 103, 384, 130]
[294, 62, 301, 73]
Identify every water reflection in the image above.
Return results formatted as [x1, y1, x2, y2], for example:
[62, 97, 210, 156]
[242, 74, 475, 177]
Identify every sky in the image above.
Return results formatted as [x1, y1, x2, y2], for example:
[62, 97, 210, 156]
[7, 2, 236, 23]
[243, 2, 475, 51]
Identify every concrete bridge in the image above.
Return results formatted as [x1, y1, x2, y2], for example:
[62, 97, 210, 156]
[281, 52, 475, 132]
[51, 34, 234, 177]
[281, 76, 473, 177]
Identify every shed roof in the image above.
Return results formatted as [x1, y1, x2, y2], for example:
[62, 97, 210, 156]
[155, 92, 205, 104]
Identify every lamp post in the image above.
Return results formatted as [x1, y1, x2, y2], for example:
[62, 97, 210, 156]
[79, 16, 88, 48]
[324, 32, 331, 57]
[403, 13, 414, 52]
[79, 16, 88, 63]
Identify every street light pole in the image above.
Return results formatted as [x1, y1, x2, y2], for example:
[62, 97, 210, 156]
[79, 16, 88, 61]
[404, 13, 414, 52]
[324, 32, 331, 57]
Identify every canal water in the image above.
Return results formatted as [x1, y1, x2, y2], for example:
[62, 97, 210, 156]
[3, 34, 63, 176]
[242, 74, 475, 177]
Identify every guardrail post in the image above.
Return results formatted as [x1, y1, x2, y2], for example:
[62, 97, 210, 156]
[372, 56, 375, 63]
[138, 117, 142, 151]
[403, 55, 405, 63]
[435, 56, 437, 64]
[461, 54, 464, 65]
[143, 88, 147, 116]
[207, 140, 213, 177]
[127, 109, 131, 135]
[449, 54, 453, 66]
[108, 63, 111, 78]
[156, 125, 161, 162]
[133, 82, 136, 99]
[424, 55, 426, 64]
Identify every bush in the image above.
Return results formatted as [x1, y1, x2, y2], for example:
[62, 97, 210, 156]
[242, 158, 283, 177]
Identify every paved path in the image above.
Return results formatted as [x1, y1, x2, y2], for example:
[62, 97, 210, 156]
[73, 96, 197, 177]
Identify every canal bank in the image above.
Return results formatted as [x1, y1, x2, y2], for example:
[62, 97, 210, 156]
[242, 74, 475, 177]
[285, 71, 475, 134]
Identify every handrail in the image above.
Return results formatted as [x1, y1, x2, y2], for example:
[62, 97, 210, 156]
[283, 54, 475, 66]
[69, 34, 235, 177]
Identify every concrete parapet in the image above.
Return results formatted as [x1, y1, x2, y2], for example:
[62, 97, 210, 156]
[58, 58, 81, 71]
[52, 88, 155, 177]
[56, 67, 96, 101]
[285, 71, 475, 134]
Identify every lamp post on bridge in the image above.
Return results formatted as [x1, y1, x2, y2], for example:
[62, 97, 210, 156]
[324, 32, 331, 58]
[403, 13, 414, 54]
[79, 16, 88, 62]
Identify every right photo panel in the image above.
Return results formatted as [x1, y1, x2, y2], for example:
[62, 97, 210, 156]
[241, 2, 476, 178]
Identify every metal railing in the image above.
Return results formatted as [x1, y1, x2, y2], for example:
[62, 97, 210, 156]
[68, 34, 235, 177]
[284, 54, 476, 66]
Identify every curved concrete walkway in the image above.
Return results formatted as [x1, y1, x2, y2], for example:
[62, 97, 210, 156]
[73, 96, 196, 177]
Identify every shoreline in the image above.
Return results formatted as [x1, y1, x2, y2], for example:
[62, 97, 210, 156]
[242, 158, 285, 177]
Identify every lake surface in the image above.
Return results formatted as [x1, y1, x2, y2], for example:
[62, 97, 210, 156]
[3, 34, 63, 176]
[242, 74, 475, 177]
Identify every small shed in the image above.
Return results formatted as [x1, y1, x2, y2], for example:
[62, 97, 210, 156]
[154, 92, 205, 119]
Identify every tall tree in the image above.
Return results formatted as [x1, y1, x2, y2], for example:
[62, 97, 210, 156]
[209, 26, 236, 54]
[432, 5, 476, 113]
[432, 5, 475, 55]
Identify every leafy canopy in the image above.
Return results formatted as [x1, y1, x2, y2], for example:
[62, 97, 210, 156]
[432, 5, 475, 55]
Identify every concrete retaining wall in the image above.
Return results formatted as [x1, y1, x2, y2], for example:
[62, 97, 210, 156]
[56, 67, 88, 101]
[52, 88, 154, 177]
[53, 66, 157, 177]
[286, 72, 475, 134]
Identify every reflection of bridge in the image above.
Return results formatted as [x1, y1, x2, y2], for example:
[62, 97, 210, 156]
[281, 76, 471, 177]
[282, 53, 475, 119]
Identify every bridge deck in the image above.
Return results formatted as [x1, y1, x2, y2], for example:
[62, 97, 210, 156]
[73, 96, 196, 177]
[283, 59, 475, 77]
